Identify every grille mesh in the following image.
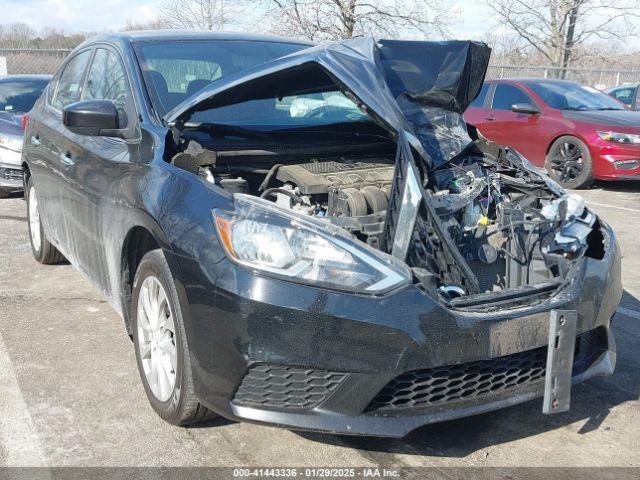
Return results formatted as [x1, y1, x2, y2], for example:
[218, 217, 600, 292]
[367, 347, 549, 412]
[366, 328, 604, 414]
[233, 365, 346, 410]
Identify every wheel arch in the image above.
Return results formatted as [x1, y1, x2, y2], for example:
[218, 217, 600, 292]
[544, 132, 591, 159]
[544, 133, 594, 188]
[22, 161, 30, 191]
[119, 213, 176, 335]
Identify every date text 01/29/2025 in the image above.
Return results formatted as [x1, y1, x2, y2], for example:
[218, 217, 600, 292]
[232, 467, 401, 478]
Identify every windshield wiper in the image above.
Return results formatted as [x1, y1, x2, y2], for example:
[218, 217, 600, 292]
[190, 123, 275, 140]
[273, 128, 388, 142]
[186, 121, 390, 143]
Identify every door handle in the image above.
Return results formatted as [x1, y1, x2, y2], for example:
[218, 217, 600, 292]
[59, 151, 75, 166]
[485, 115, 496, 121]
[31, 135, 41, 146]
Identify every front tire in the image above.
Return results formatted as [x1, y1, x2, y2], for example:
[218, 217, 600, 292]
[132, 249, 216, 426]
[26, 176, 65, 264]
[545, 136, 594, 189]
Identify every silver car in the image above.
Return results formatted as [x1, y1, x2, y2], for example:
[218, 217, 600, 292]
[0, 75, 50, 197]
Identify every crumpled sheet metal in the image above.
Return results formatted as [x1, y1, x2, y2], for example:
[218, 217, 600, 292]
[166, 37, 492, 169]
[541, 193, 596, 253]
[377, 40, 491, 166]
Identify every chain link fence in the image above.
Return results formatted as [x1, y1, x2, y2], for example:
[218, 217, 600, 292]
[0, 48, 71, 76]
[486, 65, 640, 89]
[0, 48, 638, 90]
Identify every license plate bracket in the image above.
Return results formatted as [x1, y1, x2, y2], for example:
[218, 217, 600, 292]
[543, 309, 577, 414]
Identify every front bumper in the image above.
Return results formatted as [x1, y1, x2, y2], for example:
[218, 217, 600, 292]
[173, 223, 622, 437]
[0, 157, 24, 192]
[589, 137, 640, 180]
[229, 340, 614, 437]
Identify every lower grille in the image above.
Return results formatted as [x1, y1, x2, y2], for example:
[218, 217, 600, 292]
[366, 329, 605, 413]
[232, 364, 346, 411]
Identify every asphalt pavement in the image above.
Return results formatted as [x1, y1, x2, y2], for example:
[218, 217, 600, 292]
[0, 182, 638, 467]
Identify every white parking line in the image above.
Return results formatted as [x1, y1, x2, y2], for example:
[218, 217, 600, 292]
[0, 331, 48, 467]
[586, 201, 640, 213]
[617, 306, 640, 320]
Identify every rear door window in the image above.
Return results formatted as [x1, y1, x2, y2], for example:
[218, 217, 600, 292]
[610, 87, 636, 106]
[491, 84, 532, 110]
[52, 50, 92, 111]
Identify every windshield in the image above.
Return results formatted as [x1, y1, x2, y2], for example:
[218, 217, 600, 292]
[135, 40, 309, 115]
[0, 79, 48, 113]
[527, 81, 625, 111]
[190, 89, 369, 130]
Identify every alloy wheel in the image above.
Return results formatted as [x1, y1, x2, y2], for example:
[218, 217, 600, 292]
[28, 186, 41, 253]
[137, 275, 177, 402]
[549, 141, 584, 183]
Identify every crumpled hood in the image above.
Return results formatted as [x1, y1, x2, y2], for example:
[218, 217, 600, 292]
[165, 37, 491, 168]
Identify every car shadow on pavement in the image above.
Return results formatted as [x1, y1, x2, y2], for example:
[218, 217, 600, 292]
[185, 416, 236, 429]
[0, 214, 26, 222]
[297, 290, 640, 457]
[586, 180, 640, 192]
[0, 192, 26, 222]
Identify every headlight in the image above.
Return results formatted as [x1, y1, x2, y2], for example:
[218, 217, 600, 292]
[213, 194, 411, 294]
[597, 131, 640, 144]
[0, 134, 23, 152]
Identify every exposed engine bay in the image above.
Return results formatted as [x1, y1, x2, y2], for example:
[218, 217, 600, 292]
[422, 148, 604, 305]
[186, 154, 396, 249]
[165, 38, 607, 309]
[172, 139, 605, 309]
[262, 160, 394, 248]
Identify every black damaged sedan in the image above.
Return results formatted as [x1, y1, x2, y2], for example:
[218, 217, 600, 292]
[21, 31, 621, 437]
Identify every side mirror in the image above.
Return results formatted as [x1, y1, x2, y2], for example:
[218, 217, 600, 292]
[63, 100, 125, 137]
[511, 103, 540, 115]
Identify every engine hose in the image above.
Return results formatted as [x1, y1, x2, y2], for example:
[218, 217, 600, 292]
[212, 165, 270, 174]
[260, 187, 302, 203]
[259, 164, 284, 192]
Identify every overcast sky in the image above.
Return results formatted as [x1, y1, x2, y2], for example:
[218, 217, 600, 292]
[2, 0, 160, 32]
[3, 0, 639, 51]
[2, 0, 502, 38]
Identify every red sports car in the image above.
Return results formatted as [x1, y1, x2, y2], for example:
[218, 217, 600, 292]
[464, 78, 640, 188]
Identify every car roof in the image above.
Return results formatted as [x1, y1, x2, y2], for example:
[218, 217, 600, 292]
[0, 74, 52, 82]
[89, 30, 314, 47]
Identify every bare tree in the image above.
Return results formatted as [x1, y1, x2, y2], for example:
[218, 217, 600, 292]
[481, 32, 528, 65]
[121, 18, 172, 31]
[482, 0, 640, 76]
[0, 23, 87, 50]
[158, 0, 236, 30]
[30, 27, 87, 49]
[0, 23, 36, 48]
[260, 0, 456, 41]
